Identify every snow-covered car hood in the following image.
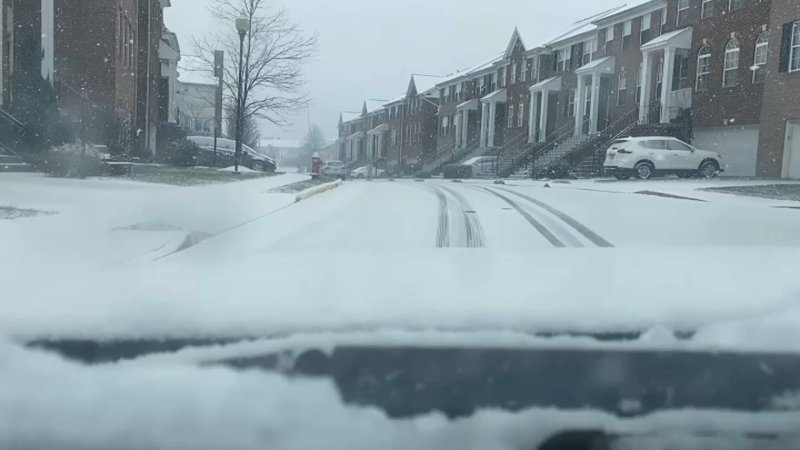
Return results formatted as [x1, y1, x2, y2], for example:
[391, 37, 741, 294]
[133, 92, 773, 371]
[3, 247, 800, 352]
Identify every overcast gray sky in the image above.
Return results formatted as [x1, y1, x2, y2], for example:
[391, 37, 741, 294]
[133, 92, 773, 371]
[166, 0, 626, 143]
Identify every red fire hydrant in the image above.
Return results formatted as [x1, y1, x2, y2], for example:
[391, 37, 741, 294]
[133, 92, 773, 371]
[310, 153, 322, 178]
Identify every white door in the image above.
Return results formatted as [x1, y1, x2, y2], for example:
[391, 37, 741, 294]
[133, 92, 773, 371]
[785, 121, 800, 179]
[666, 139, 700, 170]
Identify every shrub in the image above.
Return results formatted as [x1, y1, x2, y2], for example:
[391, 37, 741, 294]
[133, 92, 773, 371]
[156, 139, 201, 167]
[37, 143, 103, 178]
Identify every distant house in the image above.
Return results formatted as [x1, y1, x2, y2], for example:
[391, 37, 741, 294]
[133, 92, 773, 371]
[259, 138, 303, 165]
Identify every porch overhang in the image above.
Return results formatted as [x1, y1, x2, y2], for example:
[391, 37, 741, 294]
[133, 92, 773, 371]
[367, 123, 389, 135]
[481, 88, 507, 103]
[575, 56, 616, 76]
[530, 76, 561, 93]
[346, 131, 365, 141]
[456, 98, 479, 111]
[641, 27, 692, 52]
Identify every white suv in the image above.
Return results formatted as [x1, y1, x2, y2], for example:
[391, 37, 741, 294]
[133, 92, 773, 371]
[604, 137, 723, 180]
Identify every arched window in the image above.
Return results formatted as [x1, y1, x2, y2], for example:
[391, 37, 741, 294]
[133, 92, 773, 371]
[723, 38, 741, 87]
[696, 44, 712, 91]
[753, 32, 769, 83]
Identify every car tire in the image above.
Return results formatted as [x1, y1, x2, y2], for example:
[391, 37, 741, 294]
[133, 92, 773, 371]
[634, 162, 655, 180]
[698, 160, 720, 179]
[614, 170, 632, 180]
[252, 161, 265, 172]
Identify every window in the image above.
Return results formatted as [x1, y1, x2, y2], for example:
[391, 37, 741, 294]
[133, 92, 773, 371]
[618, 72, 628, 105]
[702, 0, 714, 19]
[661, 6, 667, 27]
[456, 83, 463, 101]
[440, 89, 446, 101]
[790, 22, 800, 72]
[498, 67, 506, 88]
[729, 0, 745, 11]
[623, 20, 632, 49]
[583, 39, 596, 65]
[511, 63, 517, 84]
[524, 58, 534, 82]
[448, 85, 456, 102]
[696, 44, 712, 91]
[442, 117, 448, 135]
[642, 140, 669, 150]
[508, 104, 515, 128]
[517, 101, 525, 127]
[555, 48, 569, 72]
[677, 0, 690, 26]
[723, 38, 741, 87]
[753, 33, 769, 83]
[673, 49, 691, 90]
[635, 66, 642, 103]
[564, 90, 576, 118]
[666, 139, 693, 151]
[605, 27, 615, 55]
[641, 14, 652, 44]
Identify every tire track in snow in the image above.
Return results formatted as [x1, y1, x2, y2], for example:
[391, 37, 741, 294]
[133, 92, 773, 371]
[476, 187, 566, 248]
[497, 187, 614, 248]
[438, 185, 486, 248]
[427, 185, 451, 248]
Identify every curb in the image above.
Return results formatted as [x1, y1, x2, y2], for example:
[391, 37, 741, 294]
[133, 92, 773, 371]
[295, 180, 343, 203]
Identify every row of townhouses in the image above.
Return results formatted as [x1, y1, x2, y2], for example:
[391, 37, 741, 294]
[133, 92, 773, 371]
[337, 0, 800, 179]
[0, 0, 207, 158]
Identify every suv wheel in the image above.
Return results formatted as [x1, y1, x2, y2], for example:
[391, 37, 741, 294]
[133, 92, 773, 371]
[614, 170, 632, 180]
[634, 162, 654, 180]
[698, 160, 719, 179]
[252, 161, 265, 172]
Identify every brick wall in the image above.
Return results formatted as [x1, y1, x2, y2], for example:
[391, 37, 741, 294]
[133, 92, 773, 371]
[756, 0, 800, 176]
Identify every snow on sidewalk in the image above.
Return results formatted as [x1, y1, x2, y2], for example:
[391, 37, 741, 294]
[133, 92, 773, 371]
[0, 172, 309, 267]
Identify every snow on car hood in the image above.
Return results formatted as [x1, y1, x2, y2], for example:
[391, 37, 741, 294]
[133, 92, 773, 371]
[2, 248, 800, 351]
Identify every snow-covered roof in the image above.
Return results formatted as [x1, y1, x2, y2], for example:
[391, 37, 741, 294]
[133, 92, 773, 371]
[364, 99, 388, 114]
[412, 74, 446, 97]
[593, 0, 667, 26]
[383, 94, 407, 106]
[545, 5, 627, 47]
[640, 26, 693, 51]
[435, 54, 504, 88]
[340, 111, 362, 124]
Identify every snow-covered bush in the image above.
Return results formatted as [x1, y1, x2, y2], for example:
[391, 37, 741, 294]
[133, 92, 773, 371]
[39, 143, 103, 178]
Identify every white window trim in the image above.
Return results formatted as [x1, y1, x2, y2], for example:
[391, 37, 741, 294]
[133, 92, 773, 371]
[696, 47, 712, 91]
[623, 20, 632, 36]
[517, 101, 525, 127]
[753, 33, 769, 82]
[701, 0, 713, 18]
[641, 14, 652, 31]
[791, 22, 800, 73]
[728, 0, 745, 11]
[606, 27, 614, 42]
[508, 103, 515, 128]
[723, 39, 740, 87]
[511, 62, 517, 84]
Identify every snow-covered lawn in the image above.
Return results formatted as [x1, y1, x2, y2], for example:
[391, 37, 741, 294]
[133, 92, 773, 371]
[0, 172, 308, 266]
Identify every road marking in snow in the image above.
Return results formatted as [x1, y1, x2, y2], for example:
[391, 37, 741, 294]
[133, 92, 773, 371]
[427, 186, 451, 248]
[497, 188, 614, 248]
[439, 185, 486, 248]
[476, 187, 566, 248]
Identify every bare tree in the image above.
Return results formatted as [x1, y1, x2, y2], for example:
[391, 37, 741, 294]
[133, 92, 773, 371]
[302, 124, 326, 158]
[193, 0, 317, 131]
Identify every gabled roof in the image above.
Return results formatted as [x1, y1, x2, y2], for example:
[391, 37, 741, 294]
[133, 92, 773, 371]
[364, 99, 388, 114]
[545, 5, 627, 47]
[504, 28, 524, 58]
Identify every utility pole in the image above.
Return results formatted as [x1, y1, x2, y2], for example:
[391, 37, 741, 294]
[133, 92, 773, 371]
[213, 50, 224, 168]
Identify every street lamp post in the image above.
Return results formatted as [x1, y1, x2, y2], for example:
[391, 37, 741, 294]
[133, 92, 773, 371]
[234, 18, 250, 174]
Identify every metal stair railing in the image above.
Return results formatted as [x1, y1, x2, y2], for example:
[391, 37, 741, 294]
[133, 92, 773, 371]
[498, 120, 577, 178]
[567, 107, 641, 176]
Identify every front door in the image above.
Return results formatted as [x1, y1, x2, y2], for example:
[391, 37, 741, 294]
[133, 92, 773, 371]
[785, 120, 800, 179]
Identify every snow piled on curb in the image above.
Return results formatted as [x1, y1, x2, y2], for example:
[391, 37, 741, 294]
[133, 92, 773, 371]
[295, 179, 343, 202]
[2, 339, 799, 450]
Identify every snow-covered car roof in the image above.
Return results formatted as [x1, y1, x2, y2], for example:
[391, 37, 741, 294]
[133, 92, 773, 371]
[3, 248, 800, 354]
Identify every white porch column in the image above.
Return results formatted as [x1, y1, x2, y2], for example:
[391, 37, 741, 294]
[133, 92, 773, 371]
[454, 112, 461, 148]
[528, 91, 538, 143]
[41, 0, 55, 85]
[486, 102, 497, 147]
[590, 73, 601, 133]
[575, 75, 586, 136]
[461, 110, 469, 148]
[660, 47, 676, 124]
[480, 103, 489, 147]
[538, 91, 550, 143]
[639, 51, 653, 123]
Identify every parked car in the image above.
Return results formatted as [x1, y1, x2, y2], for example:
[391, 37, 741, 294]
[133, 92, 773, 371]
[187, 136, 277, 172]
[462, 156, 498, 177]
[604, 136, 723, 180]
[321, 160, 347, 178]
[350, 166, 385, 179]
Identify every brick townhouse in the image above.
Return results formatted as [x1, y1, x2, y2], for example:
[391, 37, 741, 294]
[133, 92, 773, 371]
[338, 111, 363, 162]
[0, 0, 170, 156]
[382, 74, 442, 172]
[756, 0, 800, 178]
[363, 99, 389, 168]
